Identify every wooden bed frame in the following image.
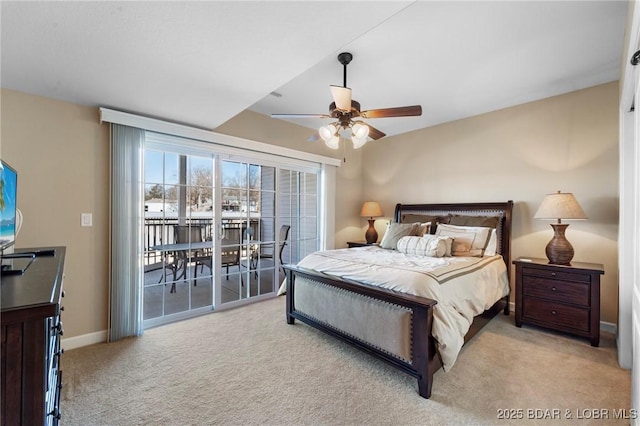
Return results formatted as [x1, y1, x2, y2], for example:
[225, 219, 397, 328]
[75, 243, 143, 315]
[283, 201, 513, 399]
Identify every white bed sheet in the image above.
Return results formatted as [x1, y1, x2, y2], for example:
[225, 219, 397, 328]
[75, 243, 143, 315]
[280, 246, 509, 370]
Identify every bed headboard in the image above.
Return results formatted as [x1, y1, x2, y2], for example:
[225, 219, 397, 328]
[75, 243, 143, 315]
[393, 201, 514, 276]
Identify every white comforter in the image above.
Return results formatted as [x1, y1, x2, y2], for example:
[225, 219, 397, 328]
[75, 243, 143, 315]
[280, 246, 509, 370]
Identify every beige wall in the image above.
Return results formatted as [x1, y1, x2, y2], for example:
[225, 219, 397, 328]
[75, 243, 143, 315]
[1, 89, 110, 338]
[363, 81, 620, 323]
[0, 80, 620, 339]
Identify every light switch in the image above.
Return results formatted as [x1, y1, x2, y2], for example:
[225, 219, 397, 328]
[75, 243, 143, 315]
[81, 213, 93, 227]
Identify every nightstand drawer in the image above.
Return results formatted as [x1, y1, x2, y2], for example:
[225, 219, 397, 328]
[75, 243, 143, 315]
[522, 298, 589, 332]
[522, 276, 589, 306]
[522, 266, 591, 283]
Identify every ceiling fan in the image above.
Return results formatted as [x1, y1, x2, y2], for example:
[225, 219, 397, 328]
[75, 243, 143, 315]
[270, 52, 422, 149]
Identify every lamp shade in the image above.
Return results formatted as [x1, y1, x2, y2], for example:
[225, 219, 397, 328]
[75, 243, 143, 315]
[360, 201, 382, 218]
[534, 191, 587, 222]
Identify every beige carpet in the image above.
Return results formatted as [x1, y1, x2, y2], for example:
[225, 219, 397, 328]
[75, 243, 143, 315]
[62, 297, 631, 425]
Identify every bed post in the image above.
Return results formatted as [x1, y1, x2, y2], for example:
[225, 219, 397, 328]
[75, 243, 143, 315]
[412, 304, 434, 398]
[285, 267, 295, 324]
[502, 200, 513, 316]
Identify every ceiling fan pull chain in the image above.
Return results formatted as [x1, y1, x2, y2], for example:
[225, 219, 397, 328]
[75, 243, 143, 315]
[343, 137, 347, 163]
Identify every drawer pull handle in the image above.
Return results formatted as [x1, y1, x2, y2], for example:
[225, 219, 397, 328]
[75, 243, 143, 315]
[551, 272, 556, 277]
[551, 310, 557, 315]
[551, 287, 557, 291]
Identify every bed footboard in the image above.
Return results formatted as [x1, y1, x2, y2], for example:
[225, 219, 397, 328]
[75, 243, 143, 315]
[284, 264, 439, 398]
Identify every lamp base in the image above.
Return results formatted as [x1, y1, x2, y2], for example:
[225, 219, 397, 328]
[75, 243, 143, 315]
[545, 223, 574, 265]
[365, 219, 378, 244]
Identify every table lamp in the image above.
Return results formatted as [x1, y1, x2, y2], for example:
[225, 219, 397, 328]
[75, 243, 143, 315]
[534, 191, 587, 265]
[361, 201, 383, 244]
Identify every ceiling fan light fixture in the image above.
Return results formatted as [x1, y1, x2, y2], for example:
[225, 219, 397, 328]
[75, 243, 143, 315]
[352, 122, 369, 138]
[324, 135, 340, 150]
[352, 134, 367, 149]
[351, 123, 369, 149]
[319, 124, 338, 142]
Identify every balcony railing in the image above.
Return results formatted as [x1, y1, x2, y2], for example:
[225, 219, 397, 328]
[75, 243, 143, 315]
[144, 215, 261, 268]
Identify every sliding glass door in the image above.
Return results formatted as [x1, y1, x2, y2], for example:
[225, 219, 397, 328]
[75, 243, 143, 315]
[141, 133, 322, 327]
[219, 160, 277, 304]
[279, 168, 320, 268]
[142, 150, 216, 324]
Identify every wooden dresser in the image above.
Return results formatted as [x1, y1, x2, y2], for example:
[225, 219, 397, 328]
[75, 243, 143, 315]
[513, 257, 604, 346]
[1, 247, 66, 425]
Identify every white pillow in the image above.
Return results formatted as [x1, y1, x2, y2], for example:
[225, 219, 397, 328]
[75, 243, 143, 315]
[396, 235, 448, 257]
[434, 224, 491, 257]
[484, 229, 498, 256]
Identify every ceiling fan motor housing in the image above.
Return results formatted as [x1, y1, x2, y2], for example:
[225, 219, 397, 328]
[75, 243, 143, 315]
[329, 100, 361, 127]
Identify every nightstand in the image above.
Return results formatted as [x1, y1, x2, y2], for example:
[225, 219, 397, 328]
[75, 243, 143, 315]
[347, 241, 378, 248]
[513, 257, 604, 346]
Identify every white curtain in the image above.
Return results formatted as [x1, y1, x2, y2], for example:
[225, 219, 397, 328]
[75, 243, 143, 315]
[109, 124, 144, 341]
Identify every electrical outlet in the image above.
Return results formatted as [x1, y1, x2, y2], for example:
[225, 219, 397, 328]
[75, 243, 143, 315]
[81, 213, 93, 227]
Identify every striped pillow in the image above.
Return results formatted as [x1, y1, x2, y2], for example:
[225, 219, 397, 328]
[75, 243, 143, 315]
[396, 235, 450, 257]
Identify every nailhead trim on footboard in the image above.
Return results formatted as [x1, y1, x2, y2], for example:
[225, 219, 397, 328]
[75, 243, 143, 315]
[294, 277, 414, 363]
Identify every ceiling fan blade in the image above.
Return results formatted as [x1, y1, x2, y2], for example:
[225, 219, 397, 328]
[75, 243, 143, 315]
[365, 123, 386, 140]
[271, 113, 330, 119]
[307, 132, 321, 143]
[360, 105, 422, 119]
[330, 85, 352, 112]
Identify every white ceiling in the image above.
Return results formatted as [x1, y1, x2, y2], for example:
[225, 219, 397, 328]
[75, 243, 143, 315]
[1, 1, 628, 141]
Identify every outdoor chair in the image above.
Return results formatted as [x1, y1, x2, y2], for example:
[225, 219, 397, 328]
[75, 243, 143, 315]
[173, 225, 211, 281]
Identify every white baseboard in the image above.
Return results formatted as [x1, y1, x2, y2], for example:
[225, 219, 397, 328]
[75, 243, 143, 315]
[600, 320, 617, 334]
[61, 330, 107, 351]
[59, 313, 618, 352]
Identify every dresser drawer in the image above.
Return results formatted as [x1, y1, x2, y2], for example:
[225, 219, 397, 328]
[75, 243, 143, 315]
[522, 276, 589, 306]
[522, 298, 590, 332]
[522, 266, 591, 283]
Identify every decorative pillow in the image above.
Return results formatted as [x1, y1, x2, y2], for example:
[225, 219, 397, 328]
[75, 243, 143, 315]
[449, 214, 500, 229]
[401, 214, 450, 234]
[415, 222, 431, 236]
[484, 229, 498, 256]
[380, 222, 420, 250]
[396, 235, 448, 257]
[434, 224, 492, 257]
